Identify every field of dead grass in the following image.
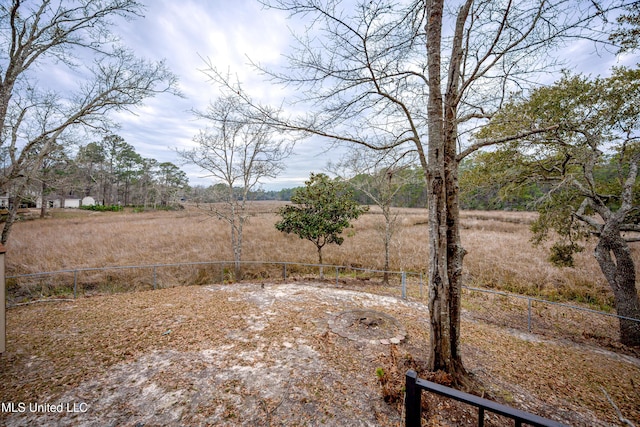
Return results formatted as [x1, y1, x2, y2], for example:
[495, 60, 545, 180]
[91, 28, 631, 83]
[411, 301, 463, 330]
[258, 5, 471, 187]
[5, 202, 635, 311]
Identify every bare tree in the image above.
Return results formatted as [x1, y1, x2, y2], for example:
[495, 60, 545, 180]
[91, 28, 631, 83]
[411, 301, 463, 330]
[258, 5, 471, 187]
[179, 94, 292, 280]
[204, 0, 626, 383]
[329, 149, 417, 284]
[0, 0, 179, 243]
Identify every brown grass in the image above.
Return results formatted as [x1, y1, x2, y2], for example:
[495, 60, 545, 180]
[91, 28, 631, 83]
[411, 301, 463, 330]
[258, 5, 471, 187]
[6, 202, 636, 311]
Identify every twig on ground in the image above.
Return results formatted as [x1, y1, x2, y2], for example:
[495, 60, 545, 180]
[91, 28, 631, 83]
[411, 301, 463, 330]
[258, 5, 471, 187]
[600, 386, 636, 427]
[9, 298, 75, 308]
[259, 379, 291, 427]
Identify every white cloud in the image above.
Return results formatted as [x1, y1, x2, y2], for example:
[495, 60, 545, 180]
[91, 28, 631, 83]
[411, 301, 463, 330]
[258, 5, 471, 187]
[33, 0, 640, 190]
[107, 0, 301, 188]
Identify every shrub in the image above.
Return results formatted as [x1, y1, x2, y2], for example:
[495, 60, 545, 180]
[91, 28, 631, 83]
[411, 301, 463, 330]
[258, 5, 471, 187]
[80, 204, 123, 212]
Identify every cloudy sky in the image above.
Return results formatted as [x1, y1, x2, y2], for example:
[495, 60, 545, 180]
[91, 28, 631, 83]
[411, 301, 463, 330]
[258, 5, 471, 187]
[109, 0, 309, 189]
[98, 0, 639, 190]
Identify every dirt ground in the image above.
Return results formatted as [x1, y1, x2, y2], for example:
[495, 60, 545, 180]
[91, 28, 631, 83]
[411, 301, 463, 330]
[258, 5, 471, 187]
[1, 281, 639, 426]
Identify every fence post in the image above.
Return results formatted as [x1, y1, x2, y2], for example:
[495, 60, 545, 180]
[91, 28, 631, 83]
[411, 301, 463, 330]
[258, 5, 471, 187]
[405, 370, 421, 427]
[336, 266, 339, 286]
[0, 243, 6, 354]
[283, 263, 287, 281]
[401, 271, 407, 300]
[528, 298, 532, 333]
[73, 270, 78, 299]
[153, 266, 157, 290]
[419, 272, 423, 299]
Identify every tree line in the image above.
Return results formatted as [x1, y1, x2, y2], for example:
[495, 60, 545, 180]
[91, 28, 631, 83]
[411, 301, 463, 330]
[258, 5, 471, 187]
[0, 0, 179, 243]
[29, 134, 189, 213]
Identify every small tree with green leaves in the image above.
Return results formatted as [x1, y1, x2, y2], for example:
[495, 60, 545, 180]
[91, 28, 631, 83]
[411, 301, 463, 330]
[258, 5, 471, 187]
[275, 173, 368, 278]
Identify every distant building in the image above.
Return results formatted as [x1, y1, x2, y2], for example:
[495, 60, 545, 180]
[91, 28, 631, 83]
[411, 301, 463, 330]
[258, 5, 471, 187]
[36, 195, 97, 209]
[81, 196, 96, 207]
[65, 198, 81, 208]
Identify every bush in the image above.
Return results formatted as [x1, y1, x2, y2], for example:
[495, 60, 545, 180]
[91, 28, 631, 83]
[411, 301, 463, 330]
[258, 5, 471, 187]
[548, 242, 583, 268]
[80, 204, 123, 212]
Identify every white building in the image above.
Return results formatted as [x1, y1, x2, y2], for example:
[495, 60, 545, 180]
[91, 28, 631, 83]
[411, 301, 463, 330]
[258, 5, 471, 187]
[36, 195, 96, 209]
[81, 196, 97, 207]
[65, 198, 81, 208]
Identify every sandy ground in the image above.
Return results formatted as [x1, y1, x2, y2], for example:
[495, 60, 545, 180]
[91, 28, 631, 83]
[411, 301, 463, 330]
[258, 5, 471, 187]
[2, 282, 639, 426]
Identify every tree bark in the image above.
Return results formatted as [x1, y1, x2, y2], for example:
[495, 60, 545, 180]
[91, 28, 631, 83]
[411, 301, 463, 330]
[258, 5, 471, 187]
[425, 0, 451, 373]
[383, 205, 391, 285]
[1, 202, 19, 245]
[594, 222, 640, 347]
[40, 181, 47, 219]
[424, 0, 469, 382]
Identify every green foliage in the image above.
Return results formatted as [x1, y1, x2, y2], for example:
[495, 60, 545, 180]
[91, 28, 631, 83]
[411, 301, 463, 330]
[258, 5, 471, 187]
[609, 2, 640, 53]
[474, 67, 640, 267]
[347, 168, 427, 208]
[80, 204, 123, 212]
[459, 150, 544, 211]
[548, 242, 584, 268]
[275, 173, 368, 254]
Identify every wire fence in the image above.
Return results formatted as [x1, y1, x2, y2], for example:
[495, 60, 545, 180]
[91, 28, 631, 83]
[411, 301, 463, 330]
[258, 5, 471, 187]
[6, 260, 639, 347]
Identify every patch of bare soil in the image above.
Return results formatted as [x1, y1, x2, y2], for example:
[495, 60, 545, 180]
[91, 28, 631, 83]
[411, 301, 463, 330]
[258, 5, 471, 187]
[1, 282, 639, 426]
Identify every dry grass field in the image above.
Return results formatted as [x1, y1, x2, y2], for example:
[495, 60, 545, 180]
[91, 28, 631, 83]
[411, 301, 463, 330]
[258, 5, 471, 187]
[5, 202, 633, 310]
[2, 203, 639, 426]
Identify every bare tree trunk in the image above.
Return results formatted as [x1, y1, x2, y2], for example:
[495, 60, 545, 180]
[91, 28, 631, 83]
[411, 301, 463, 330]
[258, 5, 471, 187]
[379, 205, 390, 284]
[230, 201, 241, 281]
[425, 0, 470, 383]
[595, 223, 640, 347]
[40, 181, 47, 219]
[1, 202, 19, 245]
[425, 0, 450, 374]
[233, 218, 244, 281]
[442, 0, 471, 380]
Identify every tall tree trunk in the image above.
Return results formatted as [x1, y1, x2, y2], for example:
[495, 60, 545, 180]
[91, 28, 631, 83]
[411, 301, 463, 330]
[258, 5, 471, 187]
[442, 0, 471, 380]
[425, 0, 450, 373]
[594, 223, 640, 347]
[230, 218, 240, 281]
[424, 0, 469, 382]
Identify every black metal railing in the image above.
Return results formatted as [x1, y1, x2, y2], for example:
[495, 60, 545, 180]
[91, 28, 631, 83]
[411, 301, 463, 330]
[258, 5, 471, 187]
[405, 370, 568, 427]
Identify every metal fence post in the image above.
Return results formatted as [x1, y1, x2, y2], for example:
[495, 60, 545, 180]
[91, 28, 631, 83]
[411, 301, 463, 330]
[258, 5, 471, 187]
[336, 266, 339, 286]
[401, 271, 407, 300]
[419, 272, 423, 299]
[153, 266, 157, 290]
[405, 370, 421, 427]
[528, 298, 532, 333]
[282, 263, 287, 281]
[73, 270, 78, 299]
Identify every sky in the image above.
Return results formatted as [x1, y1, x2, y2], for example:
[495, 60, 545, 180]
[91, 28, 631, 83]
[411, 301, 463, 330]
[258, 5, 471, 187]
[110, 0, 324, 190]
[78, 0, 640, 190]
